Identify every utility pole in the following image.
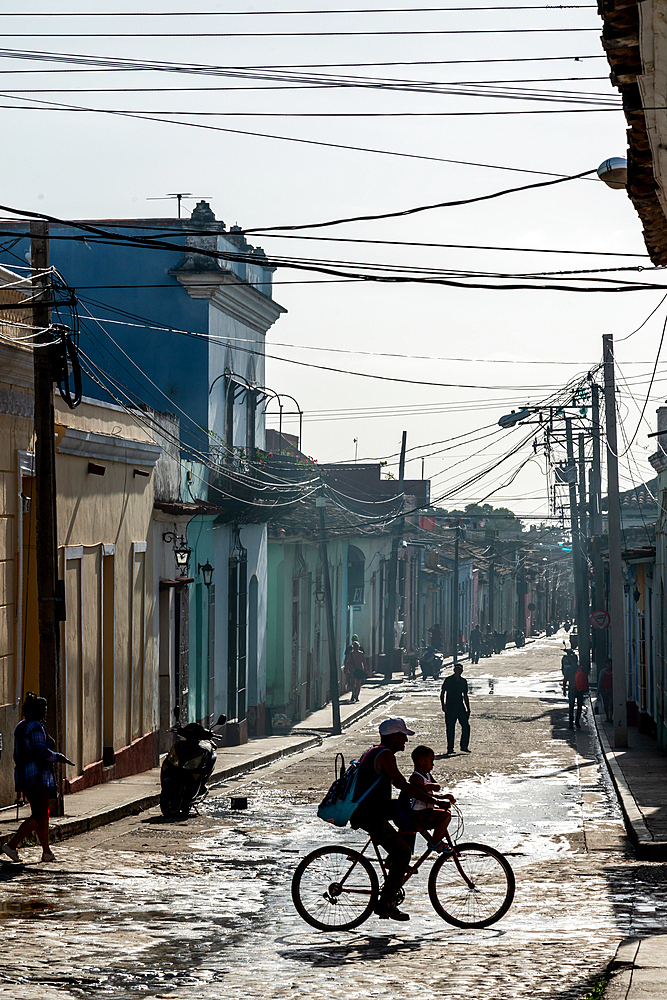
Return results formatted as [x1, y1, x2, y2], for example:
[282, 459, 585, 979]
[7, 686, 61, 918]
[488, 542, 495, 633]
[565, 418, 586, 663]
[316, 496, 341, 735]
[577, 432, 590, 671]
[603, 334, 627, 747]
[383, 432, 407, 677]
[452, 523, 460, 664]
[31, 221, 65, 815]
[516, 553, 526, 634]
[590, 382, 604, 680]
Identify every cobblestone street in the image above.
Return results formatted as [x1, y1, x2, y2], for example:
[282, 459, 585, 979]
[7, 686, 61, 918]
[2, 635, 667, 1000]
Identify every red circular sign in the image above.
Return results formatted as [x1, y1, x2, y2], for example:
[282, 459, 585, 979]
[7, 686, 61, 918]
[590, 610, 610, 630]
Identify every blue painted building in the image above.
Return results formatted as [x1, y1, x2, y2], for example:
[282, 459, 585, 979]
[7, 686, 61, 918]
[1, 202, 286, 743]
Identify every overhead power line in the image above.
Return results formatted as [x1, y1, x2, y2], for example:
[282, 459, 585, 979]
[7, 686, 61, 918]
[0, 29, 602, 38]
[2, 202, 663, 295]
[0, 91, 615, 170]
[0, 52, 608, 71]
[5, 5, 599, 14]
[243, 232, 649, 257]
[0, 76, 611, 93]
[239, 168, 596, 234]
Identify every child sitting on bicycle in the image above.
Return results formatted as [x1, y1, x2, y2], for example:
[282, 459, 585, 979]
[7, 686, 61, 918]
[395, 745, 456, 853]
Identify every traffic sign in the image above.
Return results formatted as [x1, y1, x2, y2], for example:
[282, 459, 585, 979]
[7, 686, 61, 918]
[590, 610, 610, 630]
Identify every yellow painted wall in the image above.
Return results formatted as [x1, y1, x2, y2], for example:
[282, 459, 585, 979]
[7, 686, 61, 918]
[0, 267, 159, 798]
[54, 400, 156, 766]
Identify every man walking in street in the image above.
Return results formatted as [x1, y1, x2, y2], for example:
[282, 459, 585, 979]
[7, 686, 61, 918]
[440, 664, 471, 754]
[561, 646, 586, 729]
[469, 624, 481, 665]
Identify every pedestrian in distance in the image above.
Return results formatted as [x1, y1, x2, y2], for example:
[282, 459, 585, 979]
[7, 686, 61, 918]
[350, 717, 442, 922]
[469, 624, 481, 665]
[0, 692, 73, 865]
[344, 639, 367, 703]
[561, 647, 588, 729]
[440, 664, 471, 754]
[428, 623, 443, 652]
[598, 659, 613, 723]
[561, 646, 578, 697]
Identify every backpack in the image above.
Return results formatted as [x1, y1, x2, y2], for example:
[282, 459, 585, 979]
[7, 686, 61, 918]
[574, 668, 589, 693]
[317, 747, 383, 827]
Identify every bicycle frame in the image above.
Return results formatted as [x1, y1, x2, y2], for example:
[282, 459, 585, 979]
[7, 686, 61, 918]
[334, 829, 475, 897]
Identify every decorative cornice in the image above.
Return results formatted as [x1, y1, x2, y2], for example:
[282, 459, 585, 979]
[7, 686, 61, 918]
[0, 386, 33, 419]
[56, 426, 161, 467]
[171, 269, 285, 334]
[649, 450, 667, 473]
[0, 340, 34, 391]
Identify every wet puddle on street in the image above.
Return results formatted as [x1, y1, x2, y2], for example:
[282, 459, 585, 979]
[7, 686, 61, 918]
[2, 645, 667, 999]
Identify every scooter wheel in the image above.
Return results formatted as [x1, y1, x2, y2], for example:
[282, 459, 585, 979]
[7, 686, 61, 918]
[160, 784, 190, 819]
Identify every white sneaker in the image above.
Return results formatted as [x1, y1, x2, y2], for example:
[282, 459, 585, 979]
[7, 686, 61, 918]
[1, 844, 20, 863]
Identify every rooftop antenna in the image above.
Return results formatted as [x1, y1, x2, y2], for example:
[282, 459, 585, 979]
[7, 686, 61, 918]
[146, 193, 212, 219]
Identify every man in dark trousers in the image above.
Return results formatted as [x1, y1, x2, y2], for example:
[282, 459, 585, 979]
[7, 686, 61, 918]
[440, 664, 471, 754]
[469, 625, 482, 665]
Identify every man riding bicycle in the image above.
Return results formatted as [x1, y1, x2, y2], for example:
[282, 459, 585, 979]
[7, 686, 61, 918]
[350, 717, 444, 921]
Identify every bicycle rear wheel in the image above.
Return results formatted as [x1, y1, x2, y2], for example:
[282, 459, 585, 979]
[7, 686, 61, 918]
[292, 846, 379, 931]
[428, 842, 515, 928]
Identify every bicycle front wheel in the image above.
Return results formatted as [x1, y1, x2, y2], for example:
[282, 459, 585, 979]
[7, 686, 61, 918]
[292, 846, 380, 931]
[428, 842, 515, 928]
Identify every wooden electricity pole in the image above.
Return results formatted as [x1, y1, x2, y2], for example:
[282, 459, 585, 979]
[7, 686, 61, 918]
[383, 431, 407, 676]
[590, 382, 605, 681]
[577, 432, 590, 672]
[603, 334, 627, 747]
[317, 495, 341, 735]
[565, 418, 586, 663]
[31, 220, 65, 812]
[452, 523, 460, 664]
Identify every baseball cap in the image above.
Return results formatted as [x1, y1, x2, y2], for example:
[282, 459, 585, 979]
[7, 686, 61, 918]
[378, 717, 415, 737]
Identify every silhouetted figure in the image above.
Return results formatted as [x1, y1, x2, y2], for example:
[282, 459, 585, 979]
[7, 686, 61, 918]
[440, 664, 471, 754]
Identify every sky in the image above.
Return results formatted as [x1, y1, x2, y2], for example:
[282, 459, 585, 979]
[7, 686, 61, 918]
[0, 0, 662, 522]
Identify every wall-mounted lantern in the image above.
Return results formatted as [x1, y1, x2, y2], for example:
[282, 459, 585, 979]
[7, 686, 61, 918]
[315, 586, 325, 604]
[198, 560, 214, 588]
[163, 531, 192, 577]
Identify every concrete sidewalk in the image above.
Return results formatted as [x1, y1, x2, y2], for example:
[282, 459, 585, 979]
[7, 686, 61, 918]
[605, 936, 667, 998]
[592, 707, 667, 861]
[592, 704, 667, 998]
[0, 677, 401, 846]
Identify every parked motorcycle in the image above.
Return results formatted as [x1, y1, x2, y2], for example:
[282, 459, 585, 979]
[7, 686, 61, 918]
[160, 714, 226, 819]
[514, 629, 526, 648]
[420, 645, 444, 679]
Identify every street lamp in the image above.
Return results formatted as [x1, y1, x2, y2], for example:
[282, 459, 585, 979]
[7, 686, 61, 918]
[597, 157, 627, 189]
[163, 531, 192, 577]
[198, 560, 214, 588]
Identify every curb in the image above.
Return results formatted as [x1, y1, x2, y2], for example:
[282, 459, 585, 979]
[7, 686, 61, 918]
[5, 688, 399, 846]
[292, 688, 399, 735]
[603, 937, 641, 1000]
[6, 734, 323, 847]
[592, 705, 667, 861]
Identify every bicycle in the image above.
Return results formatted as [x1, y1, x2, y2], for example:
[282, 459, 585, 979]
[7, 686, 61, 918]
[291, 806, 515, 931]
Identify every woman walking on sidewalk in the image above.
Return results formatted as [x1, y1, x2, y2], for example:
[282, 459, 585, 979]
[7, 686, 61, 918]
[344, 640, 368, 703]
[598, 659, 613, 723]
[0, 692, 73, 864]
